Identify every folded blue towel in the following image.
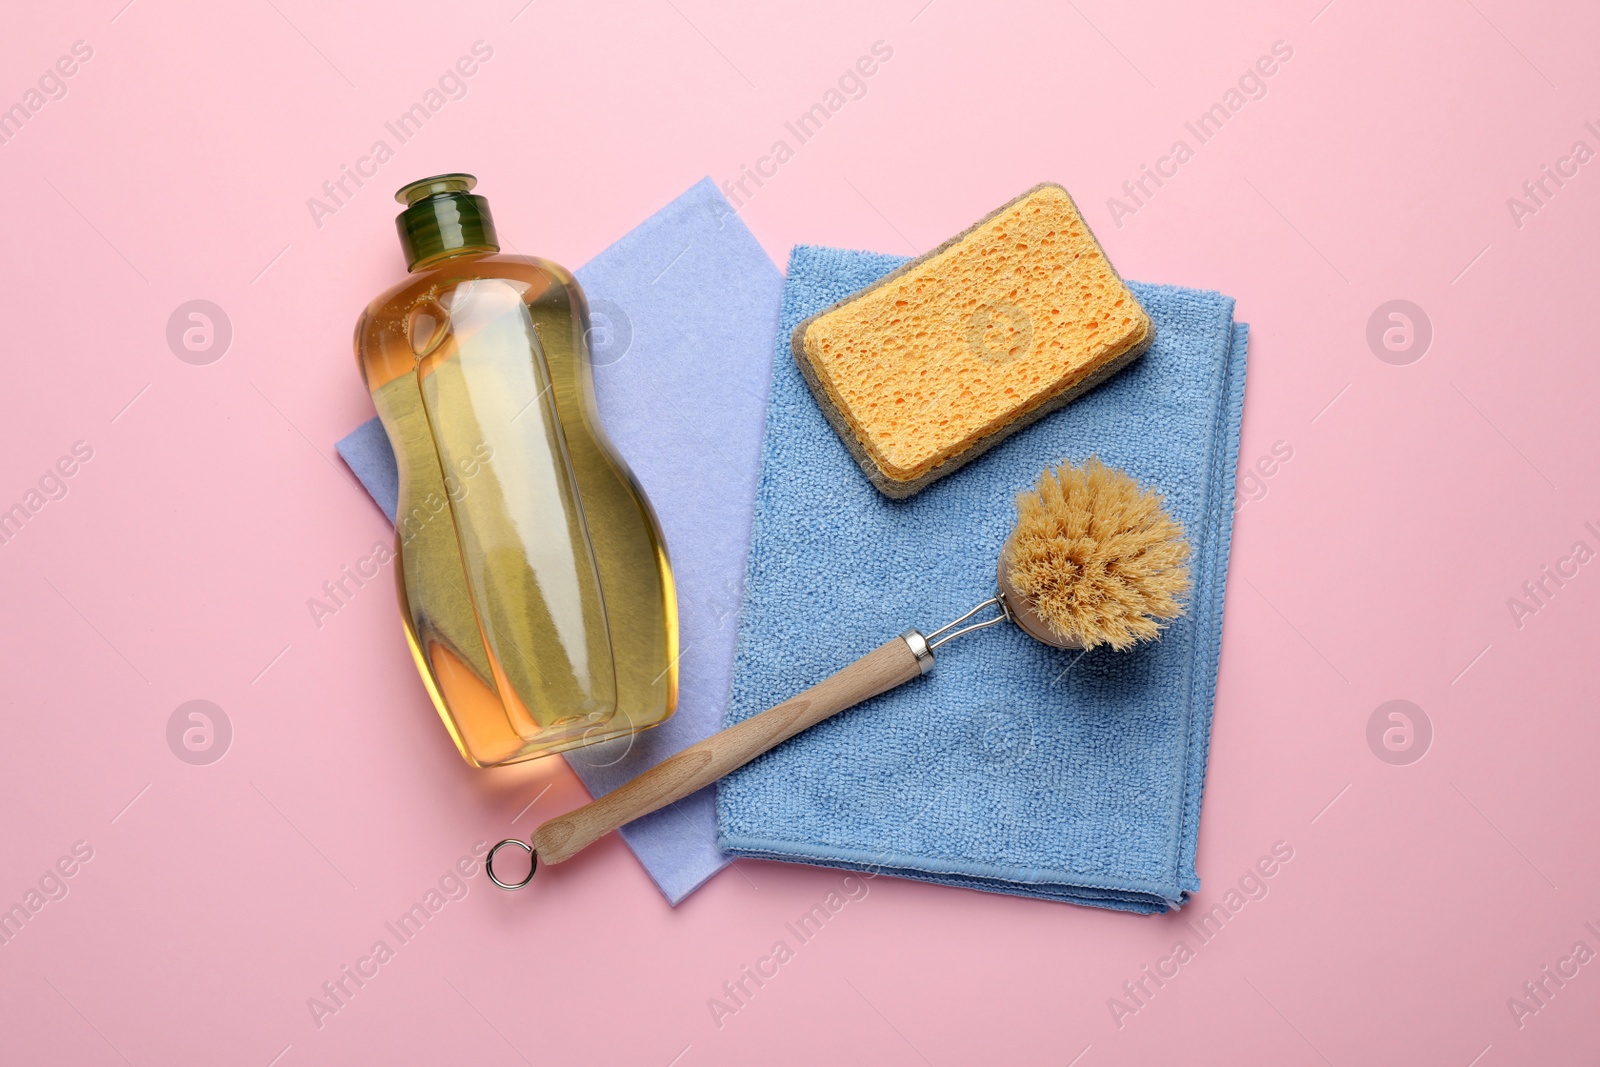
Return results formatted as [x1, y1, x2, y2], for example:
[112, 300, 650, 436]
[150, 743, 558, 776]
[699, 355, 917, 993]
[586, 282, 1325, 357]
[716, 246, 1247, 911]
[338, 178, 783, 905]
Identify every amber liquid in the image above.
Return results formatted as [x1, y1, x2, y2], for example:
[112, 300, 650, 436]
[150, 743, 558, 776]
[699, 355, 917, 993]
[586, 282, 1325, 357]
[356, 253, 677, 766]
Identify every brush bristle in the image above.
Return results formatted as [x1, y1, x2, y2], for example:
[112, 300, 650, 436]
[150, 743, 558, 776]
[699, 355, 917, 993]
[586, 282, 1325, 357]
[1005, 457, 1190, 652]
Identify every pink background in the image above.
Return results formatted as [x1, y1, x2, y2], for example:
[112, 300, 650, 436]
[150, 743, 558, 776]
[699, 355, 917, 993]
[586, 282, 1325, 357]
[2, 0, 1598, 1063]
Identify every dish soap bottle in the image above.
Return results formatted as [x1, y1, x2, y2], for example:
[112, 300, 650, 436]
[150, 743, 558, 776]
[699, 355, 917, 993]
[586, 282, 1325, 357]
[355, 174, 677, 767]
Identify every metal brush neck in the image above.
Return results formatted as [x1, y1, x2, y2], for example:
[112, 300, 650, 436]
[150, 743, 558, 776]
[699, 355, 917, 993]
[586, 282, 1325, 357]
[924, 593, 1012, 650]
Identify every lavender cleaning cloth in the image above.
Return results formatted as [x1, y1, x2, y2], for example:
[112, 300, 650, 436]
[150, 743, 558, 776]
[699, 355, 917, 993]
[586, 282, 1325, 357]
[337, 178, 782, 905]
[717, 245, 1247, 912]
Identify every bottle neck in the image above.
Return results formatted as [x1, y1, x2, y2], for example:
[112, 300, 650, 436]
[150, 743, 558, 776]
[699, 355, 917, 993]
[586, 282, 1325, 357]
[412, 243, 498, 271]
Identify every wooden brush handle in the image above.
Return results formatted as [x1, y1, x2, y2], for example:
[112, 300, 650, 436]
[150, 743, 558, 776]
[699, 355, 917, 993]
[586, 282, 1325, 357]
[530, 635, 928, 865]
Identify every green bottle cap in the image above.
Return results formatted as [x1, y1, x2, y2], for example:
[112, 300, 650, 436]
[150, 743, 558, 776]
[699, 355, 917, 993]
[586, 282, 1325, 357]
[394, 173, 499, 271]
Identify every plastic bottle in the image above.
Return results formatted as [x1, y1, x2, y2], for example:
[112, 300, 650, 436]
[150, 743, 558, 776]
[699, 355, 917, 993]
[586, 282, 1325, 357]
[355, 174, 677, 766]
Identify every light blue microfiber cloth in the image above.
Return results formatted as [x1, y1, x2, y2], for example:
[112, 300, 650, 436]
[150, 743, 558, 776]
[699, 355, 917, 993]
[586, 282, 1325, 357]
[338, 178, 782, 905]
[716, 246, 1247, 912]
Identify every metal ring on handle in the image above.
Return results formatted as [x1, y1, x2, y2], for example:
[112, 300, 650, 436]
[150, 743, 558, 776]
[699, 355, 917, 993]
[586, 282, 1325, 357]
[486, 838, 537, 890]
[900, 629, 936, 675]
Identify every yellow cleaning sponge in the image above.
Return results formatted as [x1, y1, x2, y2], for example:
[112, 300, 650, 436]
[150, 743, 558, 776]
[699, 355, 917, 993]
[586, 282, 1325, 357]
[792, 183, 1153, 498]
